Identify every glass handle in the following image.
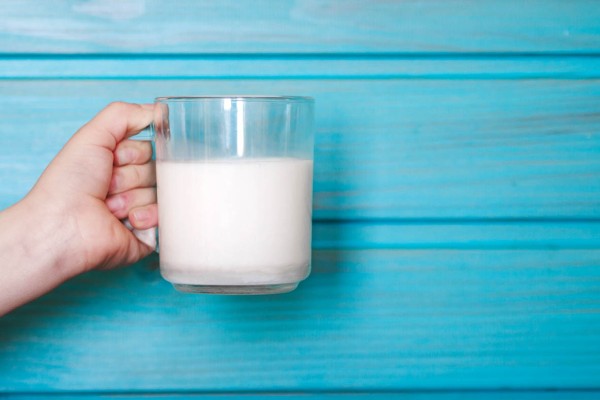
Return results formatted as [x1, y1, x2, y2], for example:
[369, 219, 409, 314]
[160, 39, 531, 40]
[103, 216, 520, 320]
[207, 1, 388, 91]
[132, 124, 153, 140]
[123, 122, 159, 252]
[123, 219, 159, 253]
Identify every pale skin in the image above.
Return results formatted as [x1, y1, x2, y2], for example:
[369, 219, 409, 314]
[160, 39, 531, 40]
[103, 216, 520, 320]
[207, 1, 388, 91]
[0, 102, 159, 316]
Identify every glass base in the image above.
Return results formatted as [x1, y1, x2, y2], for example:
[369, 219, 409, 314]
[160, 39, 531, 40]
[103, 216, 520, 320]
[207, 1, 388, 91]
[173, 282, 299, 295]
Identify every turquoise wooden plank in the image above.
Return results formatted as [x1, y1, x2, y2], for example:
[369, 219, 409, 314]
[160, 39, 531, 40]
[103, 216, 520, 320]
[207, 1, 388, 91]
[0, 217, 593, 256]
[311, 221, 600, 250]
[1, 79, 599, 218]
[4, 392, 600, 399]
[1, 56, 600, 79]
[1, 250, 599, 391]
[0, 0, 599, 54]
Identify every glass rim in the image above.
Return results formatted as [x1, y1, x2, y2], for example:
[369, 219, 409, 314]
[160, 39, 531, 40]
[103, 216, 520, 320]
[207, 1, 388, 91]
[155, 95, 314, 103]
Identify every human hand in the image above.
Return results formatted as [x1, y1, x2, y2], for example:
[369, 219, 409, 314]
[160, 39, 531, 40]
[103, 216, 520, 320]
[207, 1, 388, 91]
[0, 102, 159, 315]
[23, 102, 158, 273]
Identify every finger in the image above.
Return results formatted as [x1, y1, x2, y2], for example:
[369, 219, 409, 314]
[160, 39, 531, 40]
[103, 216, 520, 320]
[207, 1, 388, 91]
[77, 102, 154, 150]
[114, 140, 153, 166]
[109, 161, 156, 195]
[129, 204, 158, 230]
[106, 187, 156, 219]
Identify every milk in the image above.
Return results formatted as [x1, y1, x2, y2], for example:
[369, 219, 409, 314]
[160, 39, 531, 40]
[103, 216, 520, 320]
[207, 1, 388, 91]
[156, 158, 313, 286]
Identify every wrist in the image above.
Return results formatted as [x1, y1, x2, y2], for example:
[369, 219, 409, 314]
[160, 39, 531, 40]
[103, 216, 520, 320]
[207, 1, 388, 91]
[16, 192, 87, 280]
[0, 196, 82, 314]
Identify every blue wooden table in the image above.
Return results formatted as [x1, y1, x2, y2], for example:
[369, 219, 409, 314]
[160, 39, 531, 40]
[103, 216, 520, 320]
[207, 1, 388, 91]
[1, 1, 599, 398]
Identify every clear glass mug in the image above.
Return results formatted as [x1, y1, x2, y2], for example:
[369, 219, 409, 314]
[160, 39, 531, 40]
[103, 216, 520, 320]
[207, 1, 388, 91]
[135, 96, 314, 294]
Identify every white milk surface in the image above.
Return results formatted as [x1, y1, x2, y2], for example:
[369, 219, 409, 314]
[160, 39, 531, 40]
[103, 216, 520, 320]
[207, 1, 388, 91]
[156, 158, 313, 286]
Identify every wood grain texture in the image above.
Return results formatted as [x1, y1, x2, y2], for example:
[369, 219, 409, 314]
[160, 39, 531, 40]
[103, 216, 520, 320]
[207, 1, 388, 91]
[311, 221, 600, 250]
[4, 392, 600, 399]
[1, 250, 599, 391]
[1, 79, 599, 218]
[0, 0, 599, 54]
[1, 55, 600, 79]
[2, 1, 600, 395]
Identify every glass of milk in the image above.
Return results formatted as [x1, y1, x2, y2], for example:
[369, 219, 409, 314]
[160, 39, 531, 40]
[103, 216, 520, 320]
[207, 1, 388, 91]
[150, 96, 314, 294]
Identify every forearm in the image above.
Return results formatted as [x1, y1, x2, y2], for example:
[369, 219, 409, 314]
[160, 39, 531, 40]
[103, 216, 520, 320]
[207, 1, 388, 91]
[0, 197, 83, 316]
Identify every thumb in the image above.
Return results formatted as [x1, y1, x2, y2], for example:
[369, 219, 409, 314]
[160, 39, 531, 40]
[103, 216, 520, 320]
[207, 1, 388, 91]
[76, 102, 154, 151]
[36, 102, 154, 203]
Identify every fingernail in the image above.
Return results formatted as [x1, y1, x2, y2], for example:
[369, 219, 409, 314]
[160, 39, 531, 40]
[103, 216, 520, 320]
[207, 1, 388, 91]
[106, 195, 124, 212]
[133, 209, 150, 222]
